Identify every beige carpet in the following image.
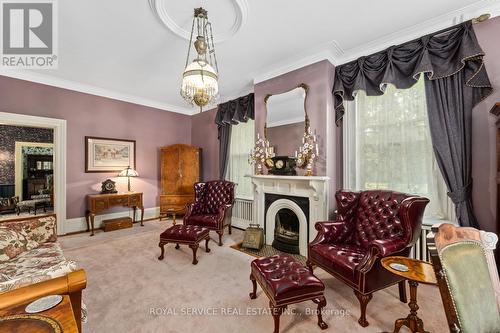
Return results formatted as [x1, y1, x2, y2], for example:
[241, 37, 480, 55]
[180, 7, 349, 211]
[59, 219, 448, 333]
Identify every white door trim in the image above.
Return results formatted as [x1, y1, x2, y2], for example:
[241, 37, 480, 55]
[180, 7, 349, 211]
[0, 112, 67, 234]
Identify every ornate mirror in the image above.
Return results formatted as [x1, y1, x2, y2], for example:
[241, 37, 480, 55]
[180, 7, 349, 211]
[265, 83, 308, 158]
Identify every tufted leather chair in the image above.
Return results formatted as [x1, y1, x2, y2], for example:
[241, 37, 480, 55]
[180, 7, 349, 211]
[307, 190, 429, 327]
[183, 180, 235, 246]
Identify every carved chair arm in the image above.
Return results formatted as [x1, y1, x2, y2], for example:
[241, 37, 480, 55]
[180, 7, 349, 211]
[309, 221, 352, 247]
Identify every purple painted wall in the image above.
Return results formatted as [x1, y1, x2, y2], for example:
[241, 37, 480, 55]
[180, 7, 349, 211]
[191, 107, 219, 181]
[254, 60, 340, 213]
[267, 122, 305, 157]
[0, 76, 191, 219]
[472, 16, 500, 233]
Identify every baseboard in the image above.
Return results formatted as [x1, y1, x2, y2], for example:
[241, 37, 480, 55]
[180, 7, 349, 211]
[64, 207, 160, 235]
[231, 218, 251, 230]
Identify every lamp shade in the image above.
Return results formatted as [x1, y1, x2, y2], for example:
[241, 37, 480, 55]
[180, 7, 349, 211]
[118, 166, 138, 177]
[180, 59, 219, 108]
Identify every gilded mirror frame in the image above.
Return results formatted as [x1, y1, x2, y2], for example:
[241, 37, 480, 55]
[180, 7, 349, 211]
[263, 83, 310, 138]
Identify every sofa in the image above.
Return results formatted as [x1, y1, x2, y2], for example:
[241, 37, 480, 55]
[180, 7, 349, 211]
[0, 214, 87, 323]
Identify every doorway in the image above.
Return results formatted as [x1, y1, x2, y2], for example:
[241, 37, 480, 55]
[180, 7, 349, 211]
[0, 112, 66, 234]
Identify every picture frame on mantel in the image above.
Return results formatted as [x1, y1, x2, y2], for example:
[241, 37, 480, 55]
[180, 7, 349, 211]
[85, 136, 136, 173]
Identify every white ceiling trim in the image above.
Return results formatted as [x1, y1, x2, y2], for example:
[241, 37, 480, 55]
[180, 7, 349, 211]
[252, 0, 500, 84]
[0, 70, 196, 115]
[148, 0, 249, 43]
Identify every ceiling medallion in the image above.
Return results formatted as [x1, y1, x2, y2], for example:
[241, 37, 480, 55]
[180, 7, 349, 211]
[149, 0, 248, 43]
[180, 7, 219, 111]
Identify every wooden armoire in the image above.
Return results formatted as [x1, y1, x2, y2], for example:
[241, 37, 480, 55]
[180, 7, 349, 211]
[160, 144, 201, 217]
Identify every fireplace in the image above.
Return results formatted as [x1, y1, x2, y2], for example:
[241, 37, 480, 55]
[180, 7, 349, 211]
[250, 175, 329, 257]
[272, 208, 300, 254]
[265, 194, 309, 255]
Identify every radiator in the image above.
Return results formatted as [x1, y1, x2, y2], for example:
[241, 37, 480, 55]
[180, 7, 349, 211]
[232, 198, 253, 228]
[409, 224, 433, 262]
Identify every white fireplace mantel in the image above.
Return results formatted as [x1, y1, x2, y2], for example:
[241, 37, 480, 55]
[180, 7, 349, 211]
[248, 175, 330, 256]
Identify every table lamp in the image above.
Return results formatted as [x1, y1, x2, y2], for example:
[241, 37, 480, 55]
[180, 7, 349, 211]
[118, 166, 139, 192]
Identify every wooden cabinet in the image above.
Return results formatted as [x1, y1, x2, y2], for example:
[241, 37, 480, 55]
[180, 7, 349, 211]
[160, 144, 200, 216]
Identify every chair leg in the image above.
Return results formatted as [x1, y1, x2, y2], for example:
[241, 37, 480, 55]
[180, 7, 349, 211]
[228, 223, 232, 235]
[398, 280, 407, 303]
[270, 302, 286, 333]
[354, 290, 372, 327]
[312, 296, 328, 330]
[216, 230, 223, 246]
[205, 236, 211, 253]
[158, 242, 165, 260]
[189, 244, 199, 265]
[249, 273, 257, 299]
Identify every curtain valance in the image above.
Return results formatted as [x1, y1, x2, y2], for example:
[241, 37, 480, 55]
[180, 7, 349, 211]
[215, 92, 254, 129]
[333, 21, 492, 124]
[215, 92, 254, 180]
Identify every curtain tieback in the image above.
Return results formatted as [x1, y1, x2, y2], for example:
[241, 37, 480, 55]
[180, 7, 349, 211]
[447, 182, 472, 204]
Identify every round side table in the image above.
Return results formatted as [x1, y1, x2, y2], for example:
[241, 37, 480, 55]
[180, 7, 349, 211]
[381, 256, 437, 333]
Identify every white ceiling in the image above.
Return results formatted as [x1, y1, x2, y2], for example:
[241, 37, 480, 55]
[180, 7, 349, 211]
[1, 0, 499, 115]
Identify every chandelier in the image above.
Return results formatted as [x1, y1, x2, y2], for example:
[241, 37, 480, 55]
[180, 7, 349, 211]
[180, 7, 219, 111]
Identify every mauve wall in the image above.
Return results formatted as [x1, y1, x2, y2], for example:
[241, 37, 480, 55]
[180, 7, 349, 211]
[0, 76, 191, 219]
[191, 107, 219, 181]
[472, 17, 500, 233]
[267, 122, 304, 157]
[254, 60, 339, 213]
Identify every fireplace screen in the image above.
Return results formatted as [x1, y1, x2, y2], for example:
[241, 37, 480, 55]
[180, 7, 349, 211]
[272, 208, 300, 254]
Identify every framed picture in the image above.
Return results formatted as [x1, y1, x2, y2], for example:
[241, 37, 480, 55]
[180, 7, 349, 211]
[85, 136, 136, 173]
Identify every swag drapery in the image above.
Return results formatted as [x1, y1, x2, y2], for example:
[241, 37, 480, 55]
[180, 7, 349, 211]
[333, 21, 493, 228]
[215, 93, 254, 179]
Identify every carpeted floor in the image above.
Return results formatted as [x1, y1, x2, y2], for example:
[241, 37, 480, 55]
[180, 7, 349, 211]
[59, 219, 448, 333]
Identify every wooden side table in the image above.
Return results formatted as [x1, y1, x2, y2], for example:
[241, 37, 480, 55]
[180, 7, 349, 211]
[86, 192, 144, 236]
[381, 256, 437, 333]
[0, 295, 78, 333]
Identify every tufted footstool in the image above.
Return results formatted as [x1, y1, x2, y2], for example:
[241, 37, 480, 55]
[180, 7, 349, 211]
[158, 225, 210, 265]
[249, 254, 328, 333]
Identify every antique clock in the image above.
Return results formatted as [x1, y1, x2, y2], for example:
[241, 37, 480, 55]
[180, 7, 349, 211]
[101, 179, 117, 194]
[267, 156, 297, 176]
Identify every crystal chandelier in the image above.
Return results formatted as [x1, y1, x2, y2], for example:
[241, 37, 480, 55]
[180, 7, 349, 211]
[180, 7, 219, 111]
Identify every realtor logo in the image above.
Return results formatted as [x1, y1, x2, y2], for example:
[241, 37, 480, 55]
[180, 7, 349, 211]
[1, 0, 57, 68]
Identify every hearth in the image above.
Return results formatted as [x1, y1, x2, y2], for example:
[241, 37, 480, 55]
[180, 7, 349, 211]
[272, 208, 300, 254]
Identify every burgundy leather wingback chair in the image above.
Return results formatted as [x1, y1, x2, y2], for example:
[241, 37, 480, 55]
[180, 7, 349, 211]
[307, 190, 429, 327]
[183, 180, 235, 246]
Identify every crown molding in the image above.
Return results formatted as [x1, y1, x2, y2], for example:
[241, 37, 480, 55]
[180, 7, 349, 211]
[0, 69, 196, 115]
[253, 47, 336, 84]
[332, 0, 500, 65]
[149, 0, 248, 43]
[252, 0, 500, 84]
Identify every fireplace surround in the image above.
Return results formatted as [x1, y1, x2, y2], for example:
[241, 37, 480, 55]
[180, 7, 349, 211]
[250, 175, 329, 256]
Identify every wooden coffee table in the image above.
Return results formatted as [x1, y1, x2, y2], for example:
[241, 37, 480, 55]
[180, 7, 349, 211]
[0, 295, 78, 333]
[381, 256, 437, 333]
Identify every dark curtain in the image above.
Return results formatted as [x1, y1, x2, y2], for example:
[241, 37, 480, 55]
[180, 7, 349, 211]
[215, 93, 255, 179]
[332, 21, 493, 227]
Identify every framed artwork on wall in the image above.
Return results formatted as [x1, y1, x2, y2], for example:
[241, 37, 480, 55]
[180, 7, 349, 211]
[85, 136, 136, 173]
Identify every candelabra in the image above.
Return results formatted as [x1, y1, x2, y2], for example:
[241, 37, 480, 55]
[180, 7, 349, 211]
[249, 132, 275, 175]
[295, 116, 319, 176]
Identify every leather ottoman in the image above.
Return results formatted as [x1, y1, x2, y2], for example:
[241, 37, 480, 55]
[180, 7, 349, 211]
[249, 254, 328, 333]
[158, 225, 210, 265]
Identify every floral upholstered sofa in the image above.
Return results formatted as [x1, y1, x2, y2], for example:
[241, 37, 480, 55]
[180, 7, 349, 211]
[0, 214, 87, 321]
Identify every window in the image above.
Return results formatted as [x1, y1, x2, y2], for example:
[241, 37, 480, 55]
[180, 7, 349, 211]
[344, 76, 451, 220]
[228, 120, 254, 199]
